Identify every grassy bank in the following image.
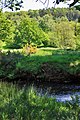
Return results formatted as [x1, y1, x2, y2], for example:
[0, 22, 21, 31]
[0, 82, 80, 120]
[0, 48, 80, 81]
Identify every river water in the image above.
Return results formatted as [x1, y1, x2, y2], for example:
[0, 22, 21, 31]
[2, 80, 80, 102]
[28, 81, 80, 102]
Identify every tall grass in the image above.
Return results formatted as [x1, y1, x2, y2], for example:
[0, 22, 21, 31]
[0, 82, 80, 120]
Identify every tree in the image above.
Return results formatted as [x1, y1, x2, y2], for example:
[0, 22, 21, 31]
[75, 22, 80, 49]
[0, 0, 23, 11]
[0, 12, 15, 46]
[74, 5, 80, 11]
[53, 17, 76, 49]
[15, 16, 49, 47]
[28, 10, 39, 18]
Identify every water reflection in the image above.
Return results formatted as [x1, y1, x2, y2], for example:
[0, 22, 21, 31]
[52, 92, 80, 102]
[31, 82, 80, 102]
[6, 80, 80, 102]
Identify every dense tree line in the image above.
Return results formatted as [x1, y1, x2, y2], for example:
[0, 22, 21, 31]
[28, 7, 80, 21]
[0, 7, 80, 49]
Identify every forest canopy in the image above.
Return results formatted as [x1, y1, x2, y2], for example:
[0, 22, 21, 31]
[0, 7, 80, 49]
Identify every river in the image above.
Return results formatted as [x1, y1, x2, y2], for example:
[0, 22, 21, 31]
[26, 81, 80, 102]
[1, 80, 80, 102]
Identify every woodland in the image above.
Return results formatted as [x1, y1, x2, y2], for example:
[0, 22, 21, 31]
[0, 0, 80, 119]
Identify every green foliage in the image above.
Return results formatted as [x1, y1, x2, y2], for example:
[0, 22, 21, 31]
[75, 5, 80, 11]
[0, 8, 80, 49]
[15, 16, 49, 47]
[0, 12, 15, 46]
[38, 8, 80, 21]
[0, 0, 23, 11]
[0, 7, 80, 119]
[53, 19, 76, 49]
[0, 48, 80, 79]
[0, 82, 80, 120]
[0, 8, 80, 79]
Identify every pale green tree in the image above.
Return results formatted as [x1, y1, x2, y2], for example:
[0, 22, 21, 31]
[53, 18, 76, 49]
[75, 22, 80, 49]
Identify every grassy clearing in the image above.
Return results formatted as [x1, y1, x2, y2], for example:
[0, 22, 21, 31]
[0, 82, 80, 120]
[18, 48, 80, 74]
[0, 48, 80, 79]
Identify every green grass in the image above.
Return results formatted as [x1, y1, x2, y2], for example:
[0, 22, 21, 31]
[0, 82, 80, 120]
[18, 48, 80, 74]
[0, 48, 80, 79]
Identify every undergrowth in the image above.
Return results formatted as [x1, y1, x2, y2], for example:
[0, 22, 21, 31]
[0, 82, 80, 120]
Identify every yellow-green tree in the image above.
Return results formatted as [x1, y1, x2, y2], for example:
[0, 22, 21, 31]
[53, 18, 76, 49]
[0, 12, 15, 47]
[17, 16, 49, 47]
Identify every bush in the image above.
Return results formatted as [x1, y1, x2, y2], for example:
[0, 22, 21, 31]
[22, 44, 37, 55]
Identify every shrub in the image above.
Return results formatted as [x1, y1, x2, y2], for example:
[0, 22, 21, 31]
[22, 44, 37, 55]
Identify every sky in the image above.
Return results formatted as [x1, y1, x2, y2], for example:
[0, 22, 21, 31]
[20, 0, 73, 11]
[2, 0, 78, 12]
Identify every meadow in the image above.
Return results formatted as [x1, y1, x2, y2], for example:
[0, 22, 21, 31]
[0, 48, 80, 81]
